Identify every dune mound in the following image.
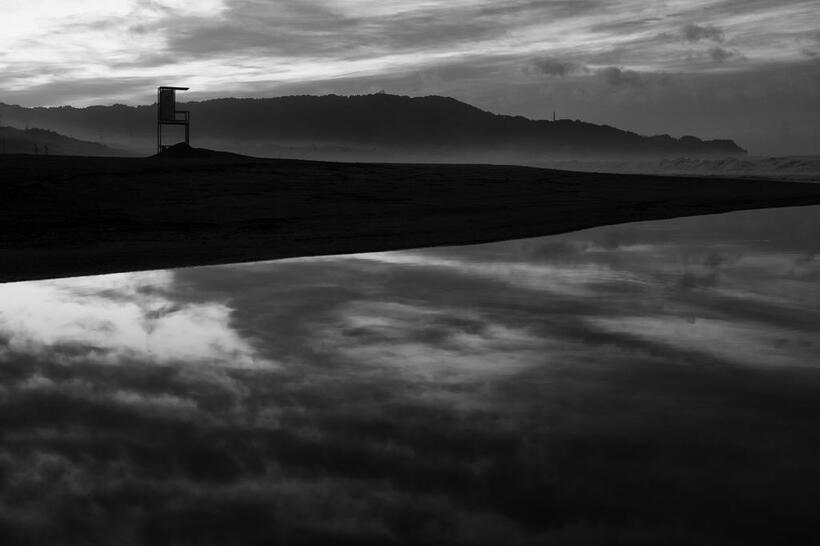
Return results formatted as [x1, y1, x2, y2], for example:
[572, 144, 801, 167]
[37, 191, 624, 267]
[155, 143, 250, 159]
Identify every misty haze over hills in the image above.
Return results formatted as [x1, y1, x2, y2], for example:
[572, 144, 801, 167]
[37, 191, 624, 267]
[0, 94, 745, 161]
[0, 126, 123, 157]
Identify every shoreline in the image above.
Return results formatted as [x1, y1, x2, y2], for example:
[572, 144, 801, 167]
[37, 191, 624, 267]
[2, 153, 820, 283]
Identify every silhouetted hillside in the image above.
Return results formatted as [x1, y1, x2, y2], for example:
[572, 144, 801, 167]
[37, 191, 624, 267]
[155, 142, 250, 159]
[0, 126, 125, 156]
[0, 95, 745, 160]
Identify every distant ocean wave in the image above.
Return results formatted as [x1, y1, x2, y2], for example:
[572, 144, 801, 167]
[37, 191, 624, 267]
[657, 156, 820, 180]
[533, 156, 820, 182]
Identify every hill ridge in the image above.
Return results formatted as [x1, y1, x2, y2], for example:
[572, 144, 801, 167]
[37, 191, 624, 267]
[0, 94, 745, 159]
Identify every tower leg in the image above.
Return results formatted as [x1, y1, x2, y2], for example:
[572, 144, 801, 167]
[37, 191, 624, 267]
[157, 89, 161, 154]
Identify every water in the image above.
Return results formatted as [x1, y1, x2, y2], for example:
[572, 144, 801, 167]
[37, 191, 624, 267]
[0, 206, 818, 545]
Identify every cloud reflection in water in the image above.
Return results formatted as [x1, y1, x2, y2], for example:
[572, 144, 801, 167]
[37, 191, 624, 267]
[0, 271, 266, 369]
[0, 205, 818, 545]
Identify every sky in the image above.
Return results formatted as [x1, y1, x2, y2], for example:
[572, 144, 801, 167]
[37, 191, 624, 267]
[1, 0, 819, 153]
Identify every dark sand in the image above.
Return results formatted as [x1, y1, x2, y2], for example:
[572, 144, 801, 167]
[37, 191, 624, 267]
[2, 152, 820, 283]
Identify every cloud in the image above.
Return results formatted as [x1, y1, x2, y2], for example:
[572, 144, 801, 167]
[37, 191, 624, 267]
[476, 0, 607, 20]
[163, 0, 506, 62]
[0, 271, 267, 368]
[529, 57, 590, 77]
[0, 76, 158, 107]
[597, 66, 667, 87]
[315, 300, 545, 388]
[590, 17, 663, 34]
[598, 66, 642, 86]
[682, 23, 726, 43]
[799, 32, 820, 58]
[708, 46, 743, 63]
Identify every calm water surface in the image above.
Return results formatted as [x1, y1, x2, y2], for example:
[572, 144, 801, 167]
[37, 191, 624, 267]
[1, 206, 818, 545]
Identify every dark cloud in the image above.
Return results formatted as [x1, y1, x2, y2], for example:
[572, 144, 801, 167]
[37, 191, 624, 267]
[799, 31, 820, 58]
[527, 57, 670, 88]
[597, 66, 668, 87]
[528, 57, 590, 77]
[677, 269, 720, 290]
[132, 0, 620, 67]
[708, 46, 743, 63]
[599, 66, 642, 86]
[161, 1, 507, 61]
[682, 23, 726, 43]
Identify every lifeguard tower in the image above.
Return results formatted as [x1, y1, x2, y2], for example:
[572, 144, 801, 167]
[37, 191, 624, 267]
[156, 86, 190, 153]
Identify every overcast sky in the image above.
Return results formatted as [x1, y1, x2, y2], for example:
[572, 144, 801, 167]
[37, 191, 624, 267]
[1, 0, 819, 153]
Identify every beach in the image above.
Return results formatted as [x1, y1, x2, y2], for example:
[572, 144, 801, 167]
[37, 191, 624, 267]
[3, 152, 820, 283]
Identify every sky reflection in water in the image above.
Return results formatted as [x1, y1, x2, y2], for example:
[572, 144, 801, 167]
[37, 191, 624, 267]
[0, 206, 818, 545]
